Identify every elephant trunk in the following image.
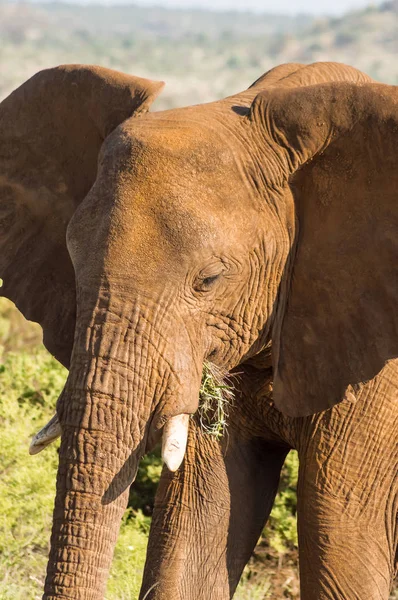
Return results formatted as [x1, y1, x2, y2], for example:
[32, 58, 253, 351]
[43, 368, 143, 599]
[43, 292, 197, 600]
[43, 389, 135, 598]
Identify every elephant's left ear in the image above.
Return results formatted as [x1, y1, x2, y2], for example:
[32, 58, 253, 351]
[250, 82, 398, 416]
[0, 65, 164, 367]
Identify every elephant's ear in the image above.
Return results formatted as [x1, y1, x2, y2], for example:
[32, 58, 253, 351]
[249, 63, 304, 89]
[250, 62, 371, 91]
[0, 65, 164, 367]
[251, 82, 398, 416]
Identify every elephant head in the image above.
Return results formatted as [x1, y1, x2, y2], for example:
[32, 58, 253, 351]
[1, 62, 397, 599]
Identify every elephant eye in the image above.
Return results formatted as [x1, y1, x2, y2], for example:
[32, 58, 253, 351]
[202, 274, 220, 287]
[194, 273, 222, 292]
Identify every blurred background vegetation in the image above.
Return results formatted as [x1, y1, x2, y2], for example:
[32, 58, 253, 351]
[0, 1, 396, 108]
[0, 1, 397, 597]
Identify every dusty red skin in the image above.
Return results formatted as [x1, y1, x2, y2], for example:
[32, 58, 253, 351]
[0, 61, 397, 599]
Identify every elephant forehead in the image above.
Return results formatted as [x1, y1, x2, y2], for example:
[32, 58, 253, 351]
[105, 188, 228, 274]
[99, 117, 245, 229]
[70, 113, 256, 278]
[115, 112, 240, 178]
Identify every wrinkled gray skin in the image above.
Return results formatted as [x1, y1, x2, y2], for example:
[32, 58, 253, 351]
[0, 61, 397, 600]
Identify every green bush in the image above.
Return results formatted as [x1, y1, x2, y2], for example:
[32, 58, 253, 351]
[0, 347, 64, 599]
[128, 449, 163, 515]
[264, 450, 298, 553]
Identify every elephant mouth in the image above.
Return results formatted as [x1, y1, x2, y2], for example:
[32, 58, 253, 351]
[29, 361, 232, 474]
[29, 411, 191, 473]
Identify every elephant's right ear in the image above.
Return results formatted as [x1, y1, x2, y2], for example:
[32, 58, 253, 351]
[250, 81, 398, 417]
[0, 65, 164, 367]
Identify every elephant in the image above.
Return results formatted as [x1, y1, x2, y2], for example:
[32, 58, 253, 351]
[0, 60, 397, 600]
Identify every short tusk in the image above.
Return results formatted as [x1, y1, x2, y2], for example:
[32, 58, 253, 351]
[161, 414, 189, 472]
[29, 414, 61, 455]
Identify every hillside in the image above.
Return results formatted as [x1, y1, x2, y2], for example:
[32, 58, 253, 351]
[0, 1, 396, 108]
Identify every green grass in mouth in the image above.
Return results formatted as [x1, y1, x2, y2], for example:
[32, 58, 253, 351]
[198, 362, 235, 440]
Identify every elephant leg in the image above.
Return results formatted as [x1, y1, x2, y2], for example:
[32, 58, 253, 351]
[139, 420, 289, 600]
[296, 376, 398, 600]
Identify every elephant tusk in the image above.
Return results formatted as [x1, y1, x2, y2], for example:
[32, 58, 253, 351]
[161, 414, 189, 472]
[29, 414, 61, 455]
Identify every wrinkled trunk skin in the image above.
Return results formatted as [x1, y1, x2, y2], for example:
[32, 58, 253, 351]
[43, 377, 135, 599]
[43, 291, 171, 599]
